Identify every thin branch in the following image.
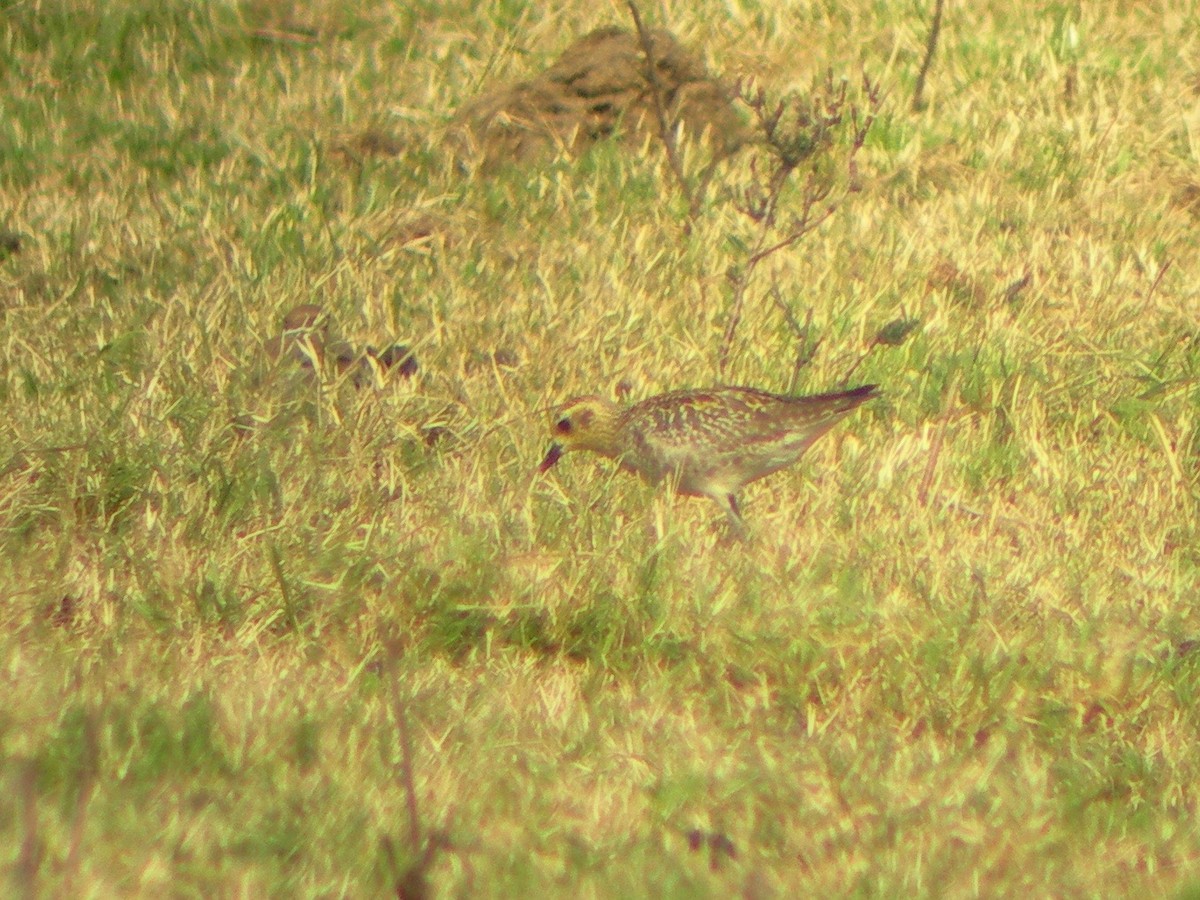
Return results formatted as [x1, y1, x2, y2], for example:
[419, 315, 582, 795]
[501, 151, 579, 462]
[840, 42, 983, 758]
[58, 712, 97, 900]
[912, 0, 944, 112]
[1141, 258, 1172, 314]
[717, 73, 882, 374]
[389, 671, 423, 853]
[840, 317, 919, 387]
[718, 268, 749, 375]
[747, 205, 835, 265]
[919, 369, 960, 506]
[16, 759, 40, 900]
[626, 2, 698, 217]
[918, 419, 944, 507]
[770, 288, 822, 394]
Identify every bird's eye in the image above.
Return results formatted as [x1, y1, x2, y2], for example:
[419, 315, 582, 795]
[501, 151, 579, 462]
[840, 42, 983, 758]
[555, 417, 573, 434]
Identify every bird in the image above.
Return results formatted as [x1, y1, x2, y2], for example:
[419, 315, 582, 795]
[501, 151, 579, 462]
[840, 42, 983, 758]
[539, 383, 879, 533]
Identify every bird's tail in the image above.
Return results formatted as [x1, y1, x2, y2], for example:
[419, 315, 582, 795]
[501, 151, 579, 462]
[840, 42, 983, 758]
[803, 383, 880, 417]
[785, 384, 879, 446]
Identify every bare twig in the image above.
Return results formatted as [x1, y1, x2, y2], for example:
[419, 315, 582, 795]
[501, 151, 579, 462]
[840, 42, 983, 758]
[249, 28, 319, 46]
[717, 73, 883, 374]
[718, 267, 750, 375]
[266, 541, 298, 630]
[389, 671, 423, 854]
[626, 2, 698, 218]
[719, 178, 835, 373]
[912, 0, 945, 112]
[384, 660, 463, 900]
[59, 714, 98, 900]
[747, 200, 836, 265]
[840, 317, 919, 387]
[1141, 258, 1172, 314]
[917, 423, 943, 507]
[16, 759, 40, 900]
[919, 369, 960, 506]
[1002, 270, 1033, 305]
[770, 288, 822, 394]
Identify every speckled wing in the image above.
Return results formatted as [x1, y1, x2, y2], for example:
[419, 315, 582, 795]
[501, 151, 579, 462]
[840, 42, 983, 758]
[616, 390, 772, 488]
[666, 386, 872, 452]
[619, 403, 708, 486]
[624, 386, 876, 491]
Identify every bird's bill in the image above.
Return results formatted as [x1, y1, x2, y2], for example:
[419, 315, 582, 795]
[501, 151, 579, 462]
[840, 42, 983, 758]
[538, 443, 564, 472]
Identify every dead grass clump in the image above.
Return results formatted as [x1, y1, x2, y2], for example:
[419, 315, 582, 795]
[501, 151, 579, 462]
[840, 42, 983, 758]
[448, 26, 747, 172]
[925, 256, 986, 308]
[260, 304, 417, 390]
[1170, 180, 1200, 219]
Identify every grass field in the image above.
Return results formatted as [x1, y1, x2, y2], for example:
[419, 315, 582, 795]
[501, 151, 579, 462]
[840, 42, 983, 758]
[4, 0, 1200, 895]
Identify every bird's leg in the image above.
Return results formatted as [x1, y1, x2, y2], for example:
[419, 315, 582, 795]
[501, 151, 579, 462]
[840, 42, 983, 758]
[712, 493, 749, 541]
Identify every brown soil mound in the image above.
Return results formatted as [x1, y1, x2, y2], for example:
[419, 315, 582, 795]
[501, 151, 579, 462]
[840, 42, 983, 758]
[449, 26, 746, 172]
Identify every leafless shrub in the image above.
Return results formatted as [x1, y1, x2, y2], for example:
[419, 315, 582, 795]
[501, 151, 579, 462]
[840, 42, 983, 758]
[718, 72, 883, 374]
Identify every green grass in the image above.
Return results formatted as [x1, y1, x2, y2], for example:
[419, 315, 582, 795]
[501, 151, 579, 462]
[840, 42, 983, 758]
[4, 0, 1200, 895]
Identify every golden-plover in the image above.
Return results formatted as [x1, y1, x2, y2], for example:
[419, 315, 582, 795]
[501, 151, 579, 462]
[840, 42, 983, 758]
[539, 384, 878, 531]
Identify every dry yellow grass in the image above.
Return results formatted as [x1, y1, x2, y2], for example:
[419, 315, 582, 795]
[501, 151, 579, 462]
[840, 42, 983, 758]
[3, 0, 1200, 895]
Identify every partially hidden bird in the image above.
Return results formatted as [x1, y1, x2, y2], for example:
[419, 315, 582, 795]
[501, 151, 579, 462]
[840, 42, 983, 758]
[539, 383, 879, 533]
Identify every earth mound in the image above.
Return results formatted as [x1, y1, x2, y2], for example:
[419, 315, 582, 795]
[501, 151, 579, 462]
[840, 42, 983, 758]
[449, 26, 747, 172]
